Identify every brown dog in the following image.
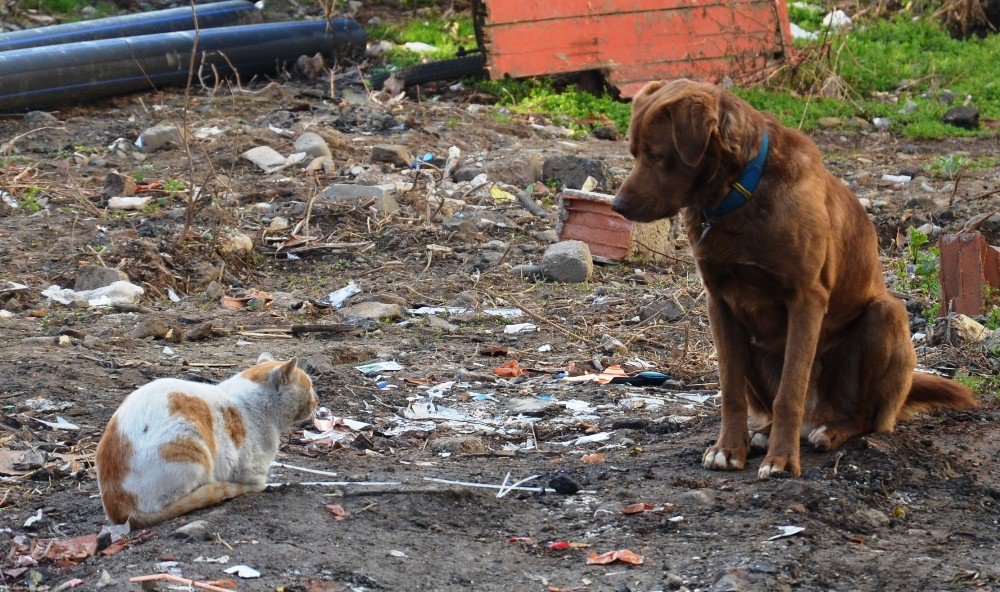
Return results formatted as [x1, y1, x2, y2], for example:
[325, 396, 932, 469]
[612, 79, 979, 478]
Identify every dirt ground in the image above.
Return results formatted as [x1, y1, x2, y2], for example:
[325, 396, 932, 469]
[2, 5, 1000, 591]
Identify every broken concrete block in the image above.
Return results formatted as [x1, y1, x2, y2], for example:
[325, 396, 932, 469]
[317, 183, 399, 215]
[938, 232, 1000, 316]
[542, 240, 593, 283]
[294, 132, 332, 158]
[371, 144, 413, 168]
[557, 189, 674, 262]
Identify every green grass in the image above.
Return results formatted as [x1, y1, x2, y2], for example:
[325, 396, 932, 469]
[469, 12, 998, 139]
[21, 0, 115, 18]
[369, 16, 476, 68]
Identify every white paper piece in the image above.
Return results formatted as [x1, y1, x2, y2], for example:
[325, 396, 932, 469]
[224, 565, 261, 578]
[24, 509, 43, 527]
[504, 323, 537, 334]
[565, 432, 612, 446]
[35, 416, 80, 430]
[767, 525, 805, 541]
[195, 555, 230, 563]
[321, 281, 361, 308]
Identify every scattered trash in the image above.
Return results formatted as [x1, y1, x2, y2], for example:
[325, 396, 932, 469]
[107, 196, 152, 210]
[34, 416, 80, 430]
[503, 322, 537, 334]
[767, 525, 806, 541]
[355, 360, 404, 374]
[194, 555, 230, 564]
[317, 281, 362, 308]
[41, 281, 144, 307]
[24, 509, 43, 527]
[586, 549, 644, 565]
[581, 453, 605, 463]
[325, 504, 351, 521]
[130, 573, 235, 592]
[224, 565, 261, 578]
[822, 9, 852, 28]
[547, 541, 590, 550]
[881, 174, 912, 184]
[494, 360, 525, 378]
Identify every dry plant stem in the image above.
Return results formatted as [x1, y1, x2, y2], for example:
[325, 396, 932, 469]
[502, 293, 596, 345]
[1, 126, 62, 155]
[180, 0, 202, 241]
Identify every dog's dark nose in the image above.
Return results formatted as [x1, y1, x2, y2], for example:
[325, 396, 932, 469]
[611, 195, 628, 216]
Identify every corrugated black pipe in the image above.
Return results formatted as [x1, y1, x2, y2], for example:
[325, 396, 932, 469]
[0, 19, 365, 112]
[0, 0, 261, 52]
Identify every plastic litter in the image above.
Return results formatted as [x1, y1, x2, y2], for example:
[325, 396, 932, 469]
[42, 280, 144, 307]
[355, 360, 404, 373]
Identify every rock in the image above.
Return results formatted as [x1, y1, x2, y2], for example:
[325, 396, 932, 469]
[184, 322, 215, 342]
[855, 508, 891, 530]
[23, 110, 59, 126]
[75, 265, 128, 291]
[300, 354, 335, 375]
[712, 568, 765, 592]
[939, 90, 957, 105]
[542, 155, 609, 190]
[294, 132, 332, 158]
[268, 217, 290, 231]
[371, 144, 413, 168]
[362, 293, 409, 307]
[548, 474, 581, 495]
[817, 116, 845, 129]
[101, 172, 136, 197]
[915, 222, 942, 238]
[429, 435, 486, 455]
[639, 299, 684, 322]
[508, 397, 560, 416]
[484, 239, 508, 251]
[511, 264, 544, 278]
[673, 488, 716, 507]
[269, 291, 303, 310]
[173, 520, 210, 541]
[133, 318, 170, 339]
[541, 240, 593, 283]
[426, 315, 458, 332]
[339, 302, 404, 326]
[317, 183, 399, 215]
[136, 123, 188, 153]
[591, 125, 619, 140]
[532, 229, 560, 243]
[218, 232, 254, 257]
[943, 106, 979, 129]
[946, 314, 990, 344]
[985, 330, 1000, 356]
[453, 164, 485, 182]
[205, 281, 225, 301]
[242, 146, 288, 172]
[597, 333, 628, 356]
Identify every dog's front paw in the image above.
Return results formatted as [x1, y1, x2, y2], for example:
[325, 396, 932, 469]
[757, 455, 801, 479]
[702, 444, 747, 471]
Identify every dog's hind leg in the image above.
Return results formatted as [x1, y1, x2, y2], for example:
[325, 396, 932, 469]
[808, 297, 914, 450]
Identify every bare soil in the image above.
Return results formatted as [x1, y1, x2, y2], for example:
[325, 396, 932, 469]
[1, 14, 999, 591]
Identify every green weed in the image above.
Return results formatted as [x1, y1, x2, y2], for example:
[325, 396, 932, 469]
[478, 79, 631, 134]
[370, 16, 476, 68]
[895, 227, 941, 320]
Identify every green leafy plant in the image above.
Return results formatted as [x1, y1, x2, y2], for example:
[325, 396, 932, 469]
[895, 227, 941, 320]
[924, 153, 970, 180]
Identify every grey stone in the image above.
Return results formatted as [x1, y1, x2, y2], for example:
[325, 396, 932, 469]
[23, 111, 59, 126]
[541, 240, 593, 283]
[453, 164, 485, 182]
[855, 508, 891, 529]
[301, 354, 335, 375]
[640, 299, 684, 322]
[205, 281, 224, 301]
[339, 302, 404, 325]
[426, 314, 458, 332]
[136, 123, 188, 153]
[75, 265, 128, 291]
[712, 568, 765, 592]
[172, 519, 210, 541]
[532, 229, 560, 243]
[591, 125, 619, 140]
[943, 106, 979, 129]
[294, 132, 332, 158]
[361, 293, 409, 307]
[371, 144, 413, 168]
[673, 488, 716, 507]
[269, 291, 303, 310]
[511, 264, 544, 278]
[242, 146, 288, 172]
[429, 435, 486, 455]
[508, 397, 560, 416]
[484, 240, 508, 251]
[542, 155, 609, 190]
[817, 116, 845, 129]
[940, 90, 957, 105]
[317, 183, 399, 215]
[986, 329, 1000, 357]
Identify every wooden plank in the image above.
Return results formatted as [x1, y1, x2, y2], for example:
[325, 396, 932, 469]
[484, 2, 780, 79]
[483, 0, 768, 25]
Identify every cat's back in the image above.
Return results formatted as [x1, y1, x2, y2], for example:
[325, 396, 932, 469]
[113, 378, 225, 449]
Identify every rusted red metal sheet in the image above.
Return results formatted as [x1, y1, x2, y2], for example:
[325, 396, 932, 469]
[478, 0, 792, 96]
[938, 232, 1000, 316]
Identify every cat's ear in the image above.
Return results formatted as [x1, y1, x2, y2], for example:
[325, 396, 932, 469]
[279, 358, 299, 384]
[257, 352, 275, 363]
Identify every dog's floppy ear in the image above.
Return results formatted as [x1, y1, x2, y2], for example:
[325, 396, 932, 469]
[670, 95, 719, 167]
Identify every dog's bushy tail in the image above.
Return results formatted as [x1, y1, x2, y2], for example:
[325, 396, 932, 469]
[901, 372, 979, 419]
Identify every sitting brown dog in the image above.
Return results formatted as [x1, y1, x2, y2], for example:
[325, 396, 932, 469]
[612, 79, 979, 478]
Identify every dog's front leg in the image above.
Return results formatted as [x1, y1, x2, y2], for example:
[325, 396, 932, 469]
[703, 295, 752, 471]
[758, 290, 827, 478]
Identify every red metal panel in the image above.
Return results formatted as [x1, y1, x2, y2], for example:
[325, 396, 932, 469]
[483, 0, 768, 25]
[479, 0, 790, 97]
[938, 232, 1000, 316]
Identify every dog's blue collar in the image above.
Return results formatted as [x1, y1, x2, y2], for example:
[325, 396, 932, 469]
[703, 131, 769, 221]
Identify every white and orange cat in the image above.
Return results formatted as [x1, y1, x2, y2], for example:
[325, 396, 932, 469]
[95, 353, 318, 527]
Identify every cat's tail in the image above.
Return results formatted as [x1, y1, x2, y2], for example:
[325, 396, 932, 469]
[900, 372, 979, 419]
[128, 482, 263, 528]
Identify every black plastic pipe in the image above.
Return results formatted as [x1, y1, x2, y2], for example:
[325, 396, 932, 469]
[0, 0, 261, 52]
[0, 19, 365, 112]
